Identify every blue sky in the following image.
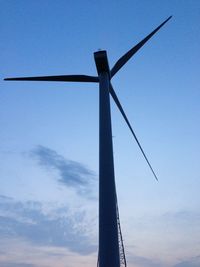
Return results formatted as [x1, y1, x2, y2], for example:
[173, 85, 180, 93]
[1, 1, 200, 267]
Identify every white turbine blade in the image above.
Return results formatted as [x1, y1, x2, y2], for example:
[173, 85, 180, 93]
[110, 84, 158, 181]
[4, 74, 99, 83]
[111, 16, 172, 78]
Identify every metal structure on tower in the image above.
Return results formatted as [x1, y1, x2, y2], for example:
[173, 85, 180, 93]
[116, 198, 127, 267]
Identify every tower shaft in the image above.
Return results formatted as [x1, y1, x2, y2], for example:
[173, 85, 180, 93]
[99, 71, 120, 267]
[95, 50, 120, 267]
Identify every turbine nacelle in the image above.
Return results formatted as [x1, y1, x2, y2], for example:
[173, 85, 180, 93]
[94, 50, 110, 77]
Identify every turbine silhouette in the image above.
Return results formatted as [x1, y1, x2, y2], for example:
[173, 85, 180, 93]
[5, 16, 172, 267]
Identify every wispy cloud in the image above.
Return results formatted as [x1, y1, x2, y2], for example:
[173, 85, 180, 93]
[0, 237, 97, 267]
[173, 255, 200, 267]
[127, 253, 163, 267]
[30, 145, 96, 197]
[161, 210, 200, 223]
[125, 210, 200, 267]
[0, 195, 96, 255]
[127, 253, 200, 267]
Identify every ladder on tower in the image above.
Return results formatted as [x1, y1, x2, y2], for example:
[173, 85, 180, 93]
[116, 195, 127, 267]
[97, 193, 127, 267]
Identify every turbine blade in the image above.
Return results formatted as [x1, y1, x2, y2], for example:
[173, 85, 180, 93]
[110, 84, 158, 181]
[111, 16, 172, 77]
[4, 74, 99, 83]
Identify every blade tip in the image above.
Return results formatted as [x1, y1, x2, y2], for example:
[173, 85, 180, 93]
[4, 78, 17, 81]
[167, 15, 173, 21]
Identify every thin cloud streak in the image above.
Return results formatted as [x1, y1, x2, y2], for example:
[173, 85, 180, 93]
[0, 263, 37, 267]
[173, 255, 200, 267]
[127, 253, 163, 267]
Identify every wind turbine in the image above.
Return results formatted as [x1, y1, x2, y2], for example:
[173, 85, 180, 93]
[5, 16, 172, 267]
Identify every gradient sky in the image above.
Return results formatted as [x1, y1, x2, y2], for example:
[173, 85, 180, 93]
[1, 1, 200, 267]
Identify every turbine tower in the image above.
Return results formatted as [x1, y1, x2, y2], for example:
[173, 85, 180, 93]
[5, 16, 172, 267]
